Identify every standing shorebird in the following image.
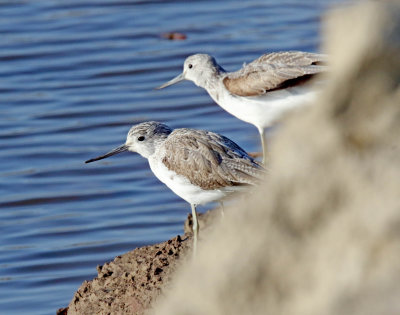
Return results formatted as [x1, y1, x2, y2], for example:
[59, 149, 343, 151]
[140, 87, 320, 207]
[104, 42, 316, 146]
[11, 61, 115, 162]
[156, 51, 327, 164]
[85, 121, 264, 253]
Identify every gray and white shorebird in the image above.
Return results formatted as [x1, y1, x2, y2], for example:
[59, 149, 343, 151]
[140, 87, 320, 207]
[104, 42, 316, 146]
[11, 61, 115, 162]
[156, 51, 327, 164]
[85, 121, 264, 253]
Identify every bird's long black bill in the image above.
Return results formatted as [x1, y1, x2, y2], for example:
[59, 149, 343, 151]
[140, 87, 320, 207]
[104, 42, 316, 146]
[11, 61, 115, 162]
[85, 144, 128, 164]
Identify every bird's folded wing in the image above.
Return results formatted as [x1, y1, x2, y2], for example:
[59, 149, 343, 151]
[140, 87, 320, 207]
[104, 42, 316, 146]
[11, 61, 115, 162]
[161, 129, 264, 190]
[223, 51, 328, 97]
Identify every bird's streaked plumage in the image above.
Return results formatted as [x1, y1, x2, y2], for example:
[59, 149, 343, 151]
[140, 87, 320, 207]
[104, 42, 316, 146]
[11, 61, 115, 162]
[85, 121, 265, 253]
[222, 51, 327, 96]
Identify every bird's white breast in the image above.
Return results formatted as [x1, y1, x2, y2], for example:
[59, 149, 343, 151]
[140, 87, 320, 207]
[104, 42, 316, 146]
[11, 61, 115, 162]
[147, 153, 232, 206]
[212, 83, 317, 130]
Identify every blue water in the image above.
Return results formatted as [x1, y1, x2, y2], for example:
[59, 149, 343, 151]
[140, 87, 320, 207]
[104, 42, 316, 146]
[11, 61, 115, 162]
[0, 1, 342, 314]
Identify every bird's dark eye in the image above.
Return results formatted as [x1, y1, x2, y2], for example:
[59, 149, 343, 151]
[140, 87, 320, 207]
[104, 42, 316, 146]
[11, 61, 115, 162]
[188, 64, 193, 69]
[138, 136, 145, 141]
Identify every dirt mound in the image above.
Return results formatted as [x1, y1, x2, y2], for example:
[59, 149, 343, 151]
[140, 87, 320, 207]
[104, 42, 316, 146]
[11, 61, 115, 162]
[59, 235, 190, 315]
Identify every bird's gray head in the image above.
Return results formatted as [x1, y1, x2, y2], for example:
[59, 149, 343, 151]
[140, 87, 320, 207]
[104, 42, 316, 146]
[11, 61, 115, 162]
[156, 54, 225, 90]
[125, 121, 172, 158]
[183, 54, 225, 86]
[85, 122, 172, 164]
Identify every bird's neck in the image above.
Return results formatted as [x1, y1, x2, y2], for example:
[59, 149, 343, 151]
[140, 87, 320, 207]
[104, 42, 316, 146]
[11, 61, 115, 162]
[203, 72, 225, 101]
[201, 68, 224, 94]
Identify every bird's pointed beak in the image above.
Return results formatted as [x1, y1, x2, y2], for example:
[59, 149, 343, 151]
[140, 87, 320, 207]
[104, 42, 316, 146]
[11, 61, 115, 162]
[85, 144, 129, 164]
[155, 73, 185, 90]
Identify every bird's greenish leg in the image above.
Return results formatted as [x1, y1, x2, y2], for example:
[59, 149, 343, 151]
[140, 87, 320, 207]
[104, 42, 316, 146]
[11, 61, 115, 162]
[259, 127, 268, 166]
[191, 204, 199, 256]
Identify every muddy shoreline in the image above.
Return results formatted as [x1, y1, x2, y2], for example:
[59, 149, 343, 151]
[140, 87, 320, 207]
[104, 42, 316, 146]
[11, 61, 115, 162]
[57, 210, 218, 315]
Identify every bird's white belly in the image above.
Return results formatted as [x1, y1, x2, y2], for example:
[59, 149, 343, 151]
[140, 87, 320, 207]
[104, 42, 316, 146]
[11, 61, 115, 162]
[215, 87, 317, 130]
[148, 156, 230, 205]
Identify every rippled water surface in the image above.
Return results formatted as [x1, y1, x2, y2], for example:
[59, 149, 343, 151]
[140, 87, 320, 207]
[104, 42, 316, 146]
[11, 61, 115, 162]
[0, 1, 343, 314]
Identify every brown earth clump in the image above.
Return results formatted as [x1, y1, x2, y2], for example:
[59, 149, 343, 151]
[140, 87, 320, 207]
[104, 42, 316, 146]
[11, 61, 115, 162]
[57, 211, 216, 315]
[61, 235, 190, 315]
